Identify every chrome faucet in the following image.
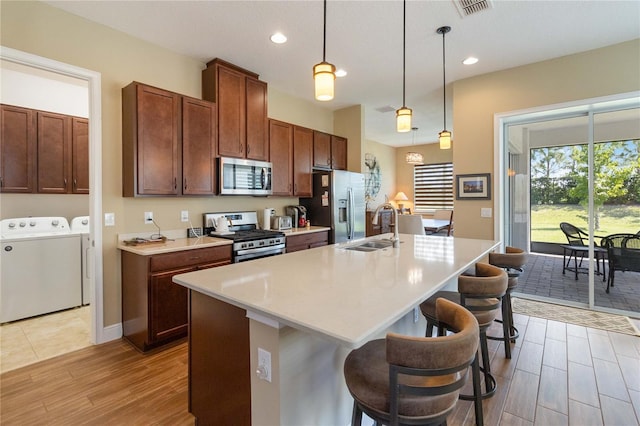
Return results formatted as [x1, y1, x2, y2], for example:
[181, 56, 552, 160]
[372, 203, 400, 248]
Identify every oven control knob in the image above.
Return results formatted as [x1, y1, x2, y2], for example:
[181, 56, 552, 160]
[259, 241, 265, 246]
[30, 221, 36, 227]
[19, 221, 26, 227]
[82, 219, 89, 225]
[52, 220, 59, 226]
[8, 222, 16, 228]
[241, 243, 247, 249]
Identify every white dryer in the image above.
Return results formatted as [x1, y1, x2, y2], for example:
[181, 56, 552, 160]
[1, 217, 82, 323]
[71, 216, 91, 306]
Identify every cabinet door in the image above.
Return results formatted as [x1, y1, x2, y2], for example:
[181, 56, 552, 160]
[293, 126, 313, 197]
[245, 78, 268, 161]
[313, 131, 331, 169]
[217, 65, 245, 158]
[149, 267, 192, 343]
[331, 135, 347, 170]
[269, 119, 293, 196]
[182, 97, 216, 195]
[136, 84, 180, 195]
[72, 117, 89, 194]
[37, 111, 71, 193]
[1, 105, 36, 193]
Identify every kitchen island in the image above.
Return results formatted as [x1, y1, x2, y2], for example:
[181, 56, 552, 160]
[173, 234, 499, 425]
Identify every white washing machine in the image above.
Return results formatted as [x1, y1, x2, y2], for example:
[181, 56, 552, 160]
[0, 217, 82, 323]
[71, 216, 91, 306]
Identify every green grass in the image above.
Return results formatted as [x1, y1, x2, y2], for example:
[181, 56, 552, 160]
[531, 204, 640, 243]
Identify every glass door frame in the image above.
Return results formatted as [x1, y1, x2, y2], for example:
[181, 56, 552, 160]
[494, 91, 640, 313]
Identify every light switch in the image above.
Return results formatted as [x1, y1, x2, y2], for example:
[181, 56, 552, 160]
[104, 213, 115, 226]
[481, 208, 492, 218]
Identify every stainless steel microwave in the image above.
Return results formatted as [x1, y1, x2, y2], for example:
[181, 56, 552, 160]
[218, 157, 273, 196]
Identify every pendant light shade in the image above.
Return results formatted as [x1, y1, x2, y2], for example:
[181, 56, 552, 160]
[314, 62, 336, 101]
[396, 0, 412, 132]
[314, 0, 336, 101]
[406, 127, 423, 164]
[437, 25, 452, 149]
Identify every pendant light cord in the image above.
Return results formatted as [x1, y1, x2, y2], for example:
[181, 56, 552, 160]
[322, 0, 327, 62]
[402, 0, 406, 107]
[442, 28, 446, 130]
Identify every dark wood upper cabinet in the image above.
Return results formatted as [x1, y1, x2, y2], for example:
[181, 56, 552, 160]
[269, 119, 293, 196]
[202, 59, 268, 161]
[293, 126, 313, 197]
[313, 131, 331, 169]
[1, 104, 36, 193]
[182, 96, 217, 195]
[72, 117, 89, 194]
[313, 130, 347, 170]
[331, 135, 347, 170]
[37, 111, 72, 194]
[245, 78, 268, 161]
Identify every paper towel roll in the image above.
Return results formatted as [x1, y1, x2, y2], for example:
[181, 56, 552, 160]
[262, 208, 274, 230]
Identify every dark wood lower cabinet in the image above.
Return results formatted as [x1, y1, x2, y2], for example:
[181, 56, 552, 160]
[189, 291, 251, 425]
[121, 245, 232, 352]
[285, 230, 329, 253]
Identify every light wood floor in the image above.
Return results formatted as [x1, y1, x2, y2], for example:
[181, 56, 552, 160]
[1, 312, 639, 425]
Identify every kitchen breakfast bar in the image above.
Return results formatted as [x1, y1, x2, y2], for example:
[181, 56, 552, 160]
[173, 234, 499, 425]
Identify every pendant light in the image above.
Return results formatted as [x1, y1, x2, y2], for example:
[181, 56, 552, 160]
[406, 127, 423, 164]
[437, 26, 452, 149]
[396, 0, 412, 132]
[313, 0, 336, 101]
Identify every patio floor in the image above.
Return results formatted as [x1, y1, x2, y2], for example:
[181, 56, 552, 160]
[515, 252, 640, 317]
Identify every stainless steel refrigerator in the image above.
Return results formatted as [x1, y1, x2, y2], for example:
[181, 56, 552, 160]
[300, 170, 366, 244]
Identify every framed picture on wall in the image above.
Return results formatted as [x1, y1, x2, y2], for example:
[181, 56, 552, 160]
[456, 173, 491, 200]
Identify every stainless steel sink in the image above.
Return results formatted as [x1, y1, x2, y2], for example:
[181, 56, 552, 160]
[344, 239, 395, 251]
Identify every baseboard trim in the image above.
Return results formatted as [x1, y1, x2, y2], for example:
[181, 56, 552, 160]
[98, 322, 123, 344]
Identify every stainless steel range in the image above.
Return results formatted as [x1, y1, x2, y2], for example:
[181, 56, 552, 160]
[203, 211, 286, 263]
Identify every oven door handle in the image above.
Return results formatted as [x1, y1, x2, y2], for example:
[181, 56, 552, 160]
[236, 243, 286, 256]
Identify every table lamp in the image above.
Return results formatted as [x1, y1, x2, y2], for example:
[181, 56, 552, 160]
[394, 191, 409, 213]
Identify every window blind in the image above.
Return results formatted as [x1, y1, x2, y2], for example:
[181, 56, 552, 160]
[413, 162, 454, 212]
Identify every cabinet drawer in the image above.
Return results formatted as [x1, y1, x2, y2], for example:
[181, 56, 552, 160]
[286, 231, 328, 248]
[150, 245, 232, 272]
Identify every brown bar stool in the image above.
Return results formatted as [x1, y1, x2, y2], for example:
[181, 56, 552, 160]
[487, 246, 527, 359]
[419, 263, 508, 413]
[344, 298, 480, 426]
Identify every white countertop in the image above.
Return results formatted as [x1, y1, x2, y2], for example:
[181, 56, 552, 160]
[117, 236, 232, 255]
[173, 234, 499, 348]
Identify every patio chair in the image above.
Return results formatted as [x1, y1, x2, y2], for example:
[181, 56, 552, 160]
[601, 234, 640, 293]
[559, 222, 607, 280]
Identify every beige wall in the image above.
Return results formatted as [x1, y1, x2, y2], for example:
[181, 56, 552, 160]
[1, 1, 334, 327]
[453, 39, 640, 239]
[334, 105, 364, 173]
[395, 143, 453, 214]
[363, 139, 396, 210]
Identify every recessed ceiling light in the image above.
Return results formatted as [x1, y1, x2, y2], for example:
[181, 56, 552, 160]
[270, 33, 287, 44]
[463, 56, 478, 65]
[335, 69, 347, 77]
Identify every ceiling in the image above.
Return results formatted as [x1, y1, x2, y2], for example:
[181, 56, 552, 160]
[44, 0, 640, 147]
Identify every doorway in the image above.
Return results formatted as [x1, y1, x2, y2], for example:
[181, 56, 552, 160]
[499, 93, 640, 318]
[0, 46, 104, 371]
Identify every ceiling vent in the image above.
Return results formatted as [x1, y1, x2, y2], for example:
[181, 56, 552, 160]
[453, 0, 493, 17]
[375, 105, 396, 113]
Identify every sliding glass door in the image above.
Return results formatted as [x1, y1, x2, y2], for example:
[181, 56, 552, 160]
[501, 96, 639, 317]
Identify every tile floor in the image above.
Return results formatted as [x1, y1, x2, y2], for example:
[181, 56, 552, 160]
[0, 306, 91, 374]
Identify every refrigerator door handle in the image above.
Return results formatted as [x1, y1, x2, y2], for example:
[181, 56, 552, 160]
[347, 187, 354, 240]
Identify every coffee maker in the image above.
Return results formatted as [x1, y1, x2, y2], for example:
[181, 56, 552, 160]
[286, 205, 307, 228]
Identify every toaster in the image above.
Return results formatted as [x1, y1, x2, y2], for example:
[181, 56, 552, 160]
[270, 215, 292, 230]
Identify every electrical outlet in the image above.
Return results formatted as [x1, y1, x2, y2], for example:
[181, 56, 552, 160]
[481, 208, 492, 218]
[181, 210, 189, 222]
[144, 211, 153, 224]
[257, 348, 272, 382]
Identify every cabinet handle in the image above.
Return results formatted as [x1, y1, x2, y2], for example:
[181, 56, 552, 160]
[64, 178, 67, 188]
[247, 145, 250, 154]
[174, 178, 177, 190]
[240, 143, 244, 153]
[1, 177, 3, 187]
[73, 178, 77, 189]
[294, 183, 297, 193]
[184, 179, 187, 190]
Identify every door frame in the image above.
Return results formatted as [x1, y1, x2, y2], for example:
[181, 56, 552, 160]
[1, 46, 106, 343]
